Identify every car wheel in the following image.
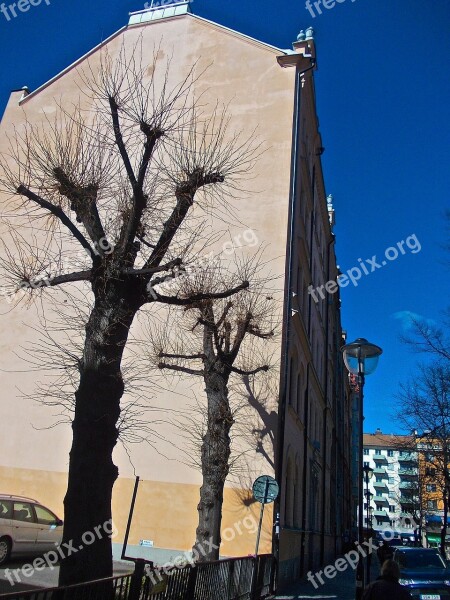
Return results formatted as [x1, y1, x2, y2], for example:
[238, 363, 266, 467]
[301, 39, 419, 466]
[0, 537, 11, 566]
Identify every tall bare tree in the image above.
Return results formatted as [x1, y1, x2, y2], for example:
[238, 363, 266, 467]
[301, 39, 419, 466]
[151, 261, 276, 560]
[0, 44, 256, 584]
[396, 364, 450, 554]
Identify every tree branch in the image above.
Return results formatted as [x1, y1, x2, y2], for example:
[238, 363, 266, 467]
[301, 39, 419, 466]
[17, 185, 96, 260]
[145, 169, 225, 270]
[153, 281, 249, 306]
[158, 362, 203, 376]
[109, 97, 137, 189]
[247, 326, 275, 340]
[159, 352, 206, 361]
[123, 258, 182, 277]
[230, 365, 269, 376]
[20, 270, 91, 289]
[52, 168, 106, 246]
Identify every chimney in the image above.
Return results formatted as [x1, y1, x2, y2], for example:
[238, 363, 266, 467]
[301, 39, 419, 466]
[375, 428, 382, 435]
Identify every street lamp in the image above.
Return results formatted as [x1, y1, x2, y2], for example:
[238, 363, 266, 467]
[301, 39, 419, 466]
[342, 338, 382, 600]
[363, 465, 374, 585]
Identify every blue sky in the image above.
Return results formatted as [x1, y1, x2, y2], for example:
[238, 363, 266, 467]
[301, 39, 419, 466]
[1, 0, 449, 434]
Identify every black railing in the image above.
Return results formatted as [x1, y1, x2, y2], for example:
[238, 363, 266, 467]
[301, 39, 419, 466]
[0, 573, 133, 600]
[0, 555, 275, 600]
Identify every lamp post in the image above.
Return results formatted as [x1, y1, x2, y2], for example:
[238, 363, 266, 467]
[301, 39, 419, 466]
[363, 465, 374, 584]
[342, 338, 382, 600]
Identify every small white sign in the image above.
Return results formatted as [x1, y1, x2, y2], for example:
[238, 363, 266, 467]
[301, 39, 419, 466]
[139, 539, 154, 547]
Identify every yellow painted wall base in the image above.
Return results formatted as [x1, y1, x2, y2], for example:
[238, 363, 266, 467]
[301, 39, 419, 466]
[0, 465, 272, 557]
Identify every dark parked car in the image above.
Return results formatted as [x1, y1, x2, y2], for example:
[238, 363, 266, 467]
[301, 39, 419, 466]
[393, 547, 450, 599]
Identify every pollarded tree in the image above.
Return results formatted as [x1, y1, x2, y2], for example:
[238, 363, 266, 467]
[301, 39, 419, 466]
[150, 260, 276, 561]
[0, 44, 256, 584]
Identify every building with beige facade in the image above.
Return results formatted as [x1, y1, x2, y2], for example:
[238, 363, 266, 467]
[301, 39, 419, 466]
[0, 0, 353, 585]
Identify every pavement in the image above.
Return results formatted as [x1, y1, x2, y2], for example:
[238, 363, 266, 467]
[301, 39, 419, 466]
[273, 555, 379, 600]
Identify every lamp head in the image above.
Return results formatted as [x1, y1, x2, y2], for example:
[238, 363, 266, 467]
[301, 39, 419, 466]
[341, 337, 382, 376]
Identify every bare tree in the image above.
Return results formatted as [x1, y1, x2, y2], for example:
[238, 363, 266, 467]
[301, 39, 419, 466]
[149, 260, 276, 561]
[396, 364, 450, 555]
[0, 43, 256, 584]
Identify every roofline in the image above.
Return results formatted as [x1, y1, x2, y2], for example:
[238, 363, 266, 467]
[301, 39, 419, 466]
[187, 13, 288, 55]
[19, 26, 127, 106]
[18, 11, 288, 108]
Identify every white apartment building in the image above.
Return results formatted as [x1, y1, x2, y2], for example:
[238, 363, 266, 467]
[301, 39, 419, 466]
[363, 430, 419, 542]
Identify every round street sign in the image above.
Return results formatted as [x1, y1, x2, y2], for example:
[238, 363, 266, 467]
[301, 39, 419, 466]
[252, 475, 279, 504]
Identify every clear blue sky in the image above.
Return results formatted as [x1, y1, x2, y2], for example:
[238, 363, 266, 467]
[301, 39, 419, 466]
[1, 0, 449, 434]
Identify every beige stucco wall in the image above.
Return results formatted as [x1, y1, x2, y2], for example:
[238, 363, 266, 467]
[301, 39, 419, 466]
[0, 13, 295, 557]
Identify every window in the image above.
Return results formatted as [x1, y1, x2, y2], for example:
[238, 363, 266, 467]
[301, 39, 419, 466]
[375, 449, 381, 455]
[388, 477, 395, 485]
[427, 500, 438, 510]
[363, 462, 370, 468]
[376, 503, 383, 511]
[389, 505, 396, 513]
[389, 491, 396, 498]
[34, 504, 58, 525]
[387, 464, 394, 471]
[387, 450, 394, 457]
[376, 476, 383, 482]
[363, 449, 369, 455]
[376, 518, 384, 526]
[0, 499, 12, 519]
[13, 502, 34, 522]
[426, 484, 437, 493]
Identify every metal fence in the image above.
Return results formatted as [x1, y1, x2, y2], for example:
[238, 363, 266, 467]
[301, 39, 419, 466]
[0, 554, 275, 600]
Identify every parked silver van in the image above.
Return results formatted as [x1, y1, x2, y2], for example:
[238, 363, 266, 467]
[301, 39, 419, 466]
[0, 494, 63, 565]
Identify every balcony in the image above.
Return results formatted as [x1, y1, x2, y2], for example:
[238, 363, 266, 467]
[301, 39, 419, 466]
[373, 510, 390, 520]
[399, 481, 415, 490]
[398, 453, 416, 464]
[373, 495, 389, 504]
[399, 468, 417, 477]
[373, 481, 388, 491]
[400, 498, 416, 507]
[373, 467, 388, 477]
[373, 454, 388, 463]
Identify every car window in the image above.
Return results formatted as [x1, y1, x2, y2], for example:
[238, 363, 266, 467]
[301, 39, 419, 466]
[0, 500, 12, 519]
[399, 550, 446, 569]
[34, 504, 58, 525]
[13, 502, 35, 523]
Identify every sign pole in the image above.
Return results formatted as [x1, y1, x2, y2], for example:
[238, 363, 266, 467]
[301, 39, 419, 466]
[254, 477, 269, 556]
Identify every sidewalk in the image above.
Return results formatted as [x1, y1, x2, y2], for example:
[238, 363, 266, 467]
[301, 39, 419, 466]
[273, 555, 379, 600]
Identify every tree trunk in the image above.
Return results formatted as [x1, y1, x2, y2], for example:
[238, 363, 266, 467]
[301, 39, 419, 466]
[192, 371, 233, 562]
[59, 285, 139, 586]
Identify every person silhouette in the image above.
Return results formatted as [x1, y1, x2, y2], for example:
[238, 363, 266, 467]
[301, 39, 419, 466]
[362, 559, 413, 600]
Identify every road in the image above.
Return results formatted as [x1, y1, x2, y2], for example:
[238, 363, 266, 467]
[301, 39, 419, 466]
[0, 559, 134, 594]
